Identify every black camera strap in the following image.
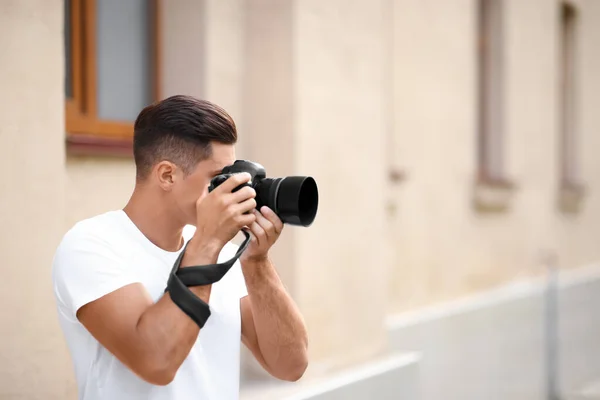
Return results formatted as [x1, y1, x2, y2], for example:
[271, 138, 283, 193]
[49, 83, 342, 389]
[166, 268, 212, 328]
[176, 230, 251, 286]
[165, 230, 252, 328]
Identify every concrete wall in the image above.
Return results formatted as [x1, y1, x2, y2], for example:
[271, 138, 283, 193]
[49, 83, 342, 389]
[0, 0, 73, 398]
[241, 353, 421, 400]
[386, 263, 600, 400]
[388, 0, 600, 314]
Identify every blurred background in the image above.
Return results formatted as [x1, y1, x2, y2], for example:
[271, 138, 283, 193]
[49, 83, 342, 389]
[1, 0, 600, 399]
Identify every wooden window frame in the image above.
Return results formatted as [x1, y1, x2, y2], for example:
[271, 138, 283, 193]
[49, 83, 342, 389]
[558, 1, 586, 212]
[473, 0, 515, 213]
[65, 0, 162, 156]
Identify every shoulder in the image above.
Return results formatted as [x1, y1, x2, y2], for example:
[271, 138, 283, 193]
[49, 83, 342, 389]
[57, 211, 124, 254]
[58, 211, 116, 249]
[52, 211, 130, 281]
[52, 211, 141, 318]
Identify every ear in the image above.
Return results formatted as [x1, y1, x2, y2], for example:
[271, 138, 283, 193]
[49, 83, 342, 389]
[155, 161, 179, 191]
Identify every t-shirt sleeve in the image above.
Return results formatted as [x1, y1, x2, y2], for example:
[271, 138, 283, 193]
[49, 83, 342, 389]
[52, 230, 140, 319]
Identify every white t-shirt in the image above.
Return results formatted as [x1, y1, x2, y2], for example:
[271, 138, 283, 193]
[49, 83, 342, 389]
[52, 210, 248, 400]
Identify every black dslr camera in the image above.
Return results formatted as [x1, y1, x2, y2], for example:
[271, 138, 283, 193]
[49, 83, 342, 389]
[208, 160, 318, 227]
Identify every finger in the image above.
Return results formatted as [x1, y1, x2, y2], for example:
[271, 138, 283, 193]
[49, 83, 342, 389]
[241, 227, 257, 244]
[233, 197, 257, 215]
[230, 185, 256, 204]
[259, 206, 283, 234]
[217, 172, 252, 193]
[253, 209, 276, 240]
[237, 213, 256, 228]
[243, 227, 258, 243]
[248, 221, 267, 247]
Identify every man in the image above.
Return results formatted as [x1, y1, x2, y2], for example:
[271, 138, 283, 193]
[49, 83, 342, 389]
[52, 95, 309, 400]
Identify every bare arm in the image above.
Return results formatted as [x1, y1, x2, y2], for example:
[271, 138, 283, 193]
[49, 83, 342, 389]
[240, 257, 308, 381]
[239, 207, 309, 381]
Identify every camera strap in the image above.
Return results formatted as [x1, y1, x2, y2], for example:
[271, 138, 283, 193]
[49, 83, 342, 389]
[166, 267, 212, 328]
[175, 230, 251, 286]
[165, 230, 251, 328]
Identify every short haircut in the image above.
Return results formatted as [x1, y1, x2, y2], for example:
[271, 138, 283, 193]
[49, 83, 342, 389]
[133, 95, 237, 180]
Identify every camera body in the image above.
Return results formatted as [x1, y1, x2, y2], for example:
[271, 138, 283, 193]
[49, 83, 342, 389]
[208, 160, 318, 227]
[208, 160, 266, 194]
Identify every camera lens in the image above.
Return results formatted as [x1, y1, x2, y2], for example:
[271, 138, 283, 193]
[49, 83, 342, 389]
[256, 176, 318, 227]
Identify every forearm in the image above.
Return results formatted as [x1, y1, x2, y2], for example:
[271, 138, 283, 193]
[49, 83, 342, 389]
[135, 285, 210, 381]
[243, 257, 308, 379]
[134, 242, 219, 383]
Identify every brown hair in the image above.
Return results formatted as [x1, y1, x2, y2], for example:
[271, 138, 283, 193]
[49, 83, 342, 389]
[133, 95, 237, 180]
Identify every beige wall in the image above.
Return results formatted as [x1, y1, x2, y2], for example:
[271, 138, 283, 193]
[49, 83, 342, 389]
[65, 157, 134, 228]
[0, 0, 74, 398]
[388, 0, 600, 314]
[292, 0, 390, 370]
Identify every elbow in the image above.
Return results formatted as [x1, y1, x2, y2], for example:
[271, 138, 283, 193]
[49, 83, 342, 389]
[143, 368, 177, 386]
[136, 356, 178, 386]
[284, 367, 307, 382]
[279, 352, 309, 382]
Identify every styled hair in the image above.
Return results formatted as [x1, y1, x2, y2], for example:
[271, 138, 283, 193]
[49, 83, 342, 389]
[133, 95, 237, 180]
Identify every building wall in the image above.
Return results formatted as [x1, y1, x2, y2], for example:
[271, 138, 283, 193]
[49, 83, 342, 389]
[387, 0, 600, 314]
[292, 0, 390, 370]
[65, 157, 134, 228]
[0, 0, 74, 398]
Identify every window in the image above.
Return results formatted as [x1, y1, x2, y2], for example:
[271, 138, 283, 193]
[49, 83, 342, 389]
[473, 0, 514, 212]
[64, 0, 161, 155]
[558, 2, 585, 212]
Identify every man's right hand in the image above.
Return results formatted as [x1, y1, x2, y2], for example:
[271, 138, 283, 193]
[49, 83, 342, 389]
[184, 172, 257, 266]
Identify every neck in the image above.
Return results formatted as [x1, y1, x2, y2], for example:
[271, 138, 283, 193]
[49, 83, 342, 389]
[123, 184, 185, 252]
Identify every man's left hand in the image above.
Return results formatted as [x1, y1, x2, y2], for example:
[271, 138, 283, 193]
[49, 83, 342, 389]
[242, 206, 283, 263]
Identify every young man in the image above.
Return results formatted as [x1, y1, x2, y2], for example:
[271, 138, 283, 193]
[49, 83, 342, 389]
[52, 95, 308, 400]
